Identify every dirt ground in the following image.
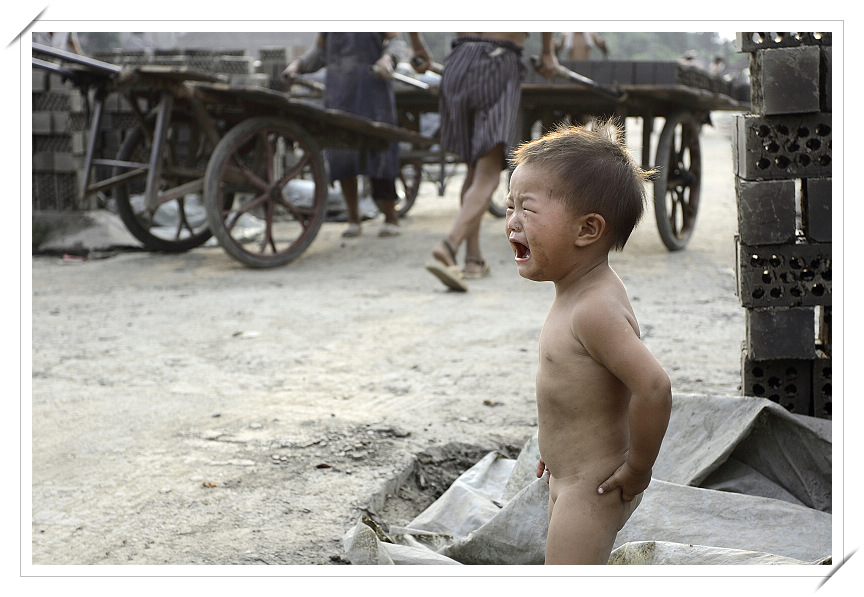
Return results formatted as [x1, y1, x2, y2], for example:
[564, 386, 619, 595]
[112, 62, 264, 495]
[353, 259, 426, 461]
[29, 114, 746, 567]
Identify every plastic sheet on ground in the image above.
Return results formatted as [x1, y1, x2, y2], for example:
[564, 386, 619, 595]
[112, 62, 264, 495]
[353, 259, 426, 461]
[343, 394, 832, 565]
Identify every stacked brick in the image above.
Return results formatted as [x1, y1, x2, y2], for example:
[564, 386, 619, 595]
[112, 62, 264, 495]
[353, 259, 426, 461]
[523, 59, 750, 101]
[732, 32, 832, 418]
[90, 47, 266, 85]
[258, 47, 292, 89]
[32, 68, 89, 210]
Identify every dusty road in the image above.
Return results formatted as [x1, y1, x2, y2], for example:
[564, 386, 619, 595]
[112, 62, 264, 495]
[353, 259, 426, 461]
[29, 114, 745, 567]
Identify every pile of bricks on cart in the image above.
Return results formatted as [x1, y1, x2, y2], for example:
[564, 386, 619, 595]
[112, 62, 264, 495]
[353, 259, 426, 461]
[732, 33, 832, 419]
[31, 46, 300, 211]
[523, 58, 750, 101]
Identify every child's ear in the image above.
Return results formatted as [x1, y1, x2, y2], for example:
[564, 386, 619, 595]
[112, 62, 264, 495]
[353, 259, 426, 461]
[574, 213, 606, 247]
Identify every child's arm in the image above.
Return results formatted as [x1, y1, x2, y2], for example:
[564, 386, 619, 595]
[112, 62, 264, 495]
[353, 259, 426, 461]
[575, 301, 672, 501]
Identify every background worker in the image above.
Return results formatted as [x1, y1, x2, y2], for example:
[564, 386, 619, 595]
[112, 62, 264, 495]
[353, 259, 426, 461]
[282, 32, 407, 238]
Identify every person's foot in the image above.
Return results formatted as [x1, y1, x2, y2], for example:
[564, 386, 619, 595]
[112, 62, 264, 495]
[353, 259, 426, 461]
[463, 257, 490, 279]
[431, 239, 458, 267]
[342, 223, 362, 238]
[378, 222, 400, 237]
[426, 239, 467, 291]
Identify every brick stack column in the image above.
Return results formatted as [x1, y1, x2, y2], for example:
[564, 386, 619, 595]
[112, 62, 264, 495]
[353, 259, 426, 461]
[732, 32, 832, 418]
[32, 59, 89, 210]
[258, 47, 291, 90]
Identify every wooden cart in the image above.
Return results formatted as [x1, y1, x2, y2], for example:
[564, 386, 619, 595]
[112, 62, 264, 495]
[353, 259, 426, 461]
[32, 43, 432, 267]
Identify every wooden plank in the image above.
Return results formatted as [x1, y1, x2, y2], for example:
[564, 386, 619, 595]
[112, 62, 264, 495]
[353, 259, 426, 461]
[189, 81, 434, 148]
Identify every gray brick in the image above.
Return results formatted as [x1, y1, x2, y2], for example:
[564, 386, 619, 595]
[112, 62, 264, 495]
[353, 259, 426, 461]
[750, 46, 820, 115]
[733, 113, 832, 181]
[821, 46, 832, 113]
[736, 32, 831, 52]
[52, 111, 70, 134]
[32, 68, 49, 91]
[741, 350, 813, 415]
[745, 306, 815, 360]
[803, 178, 831, 242]
[812, 352, 831, 419]
[736, 239, 831, 308]
[71, 131, 89, 155]
[32, 151, 54, 171]
[32, 111, 53, 134]
[817, 305, 831, 352]
[633, 61, 654, 85]
[53, 152, 85, 173]
[735, 178, 796, 244]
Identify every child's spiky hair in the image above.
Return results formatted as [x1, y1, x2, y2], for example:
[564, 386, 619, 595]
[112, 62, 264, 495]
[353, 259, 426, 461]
[509, 118, 654, 251]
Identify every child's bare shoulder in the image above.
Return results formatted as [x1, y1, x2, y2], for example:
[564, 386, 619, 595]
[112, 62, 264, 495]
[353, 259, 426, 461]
[571, 272, 638, 337]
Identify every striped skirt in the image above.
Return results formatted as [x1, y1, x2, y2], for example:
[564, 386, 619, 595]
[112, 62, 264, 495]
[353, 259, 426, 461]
[439, 38, 524, 167]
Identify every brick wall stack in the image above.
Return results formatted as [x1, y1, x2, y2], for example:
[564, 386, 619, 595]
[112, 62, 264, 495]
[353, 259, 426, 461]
[32, 43, 87, 210]
[32, 54, 90, 210]
[258, 46, 291, 90]
[732, 32, 832, 418]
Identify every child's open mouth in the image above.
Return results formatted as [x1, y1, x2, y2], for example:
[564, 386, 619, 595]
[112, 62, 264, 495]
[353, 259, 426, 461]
[511, 240, 531, 262]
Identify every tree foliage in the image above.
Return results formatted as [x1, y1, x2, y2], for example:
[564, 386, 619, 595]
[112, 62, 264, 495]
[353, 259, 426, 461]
[596, 32, 746, 67]
[417, 31, 747, 70]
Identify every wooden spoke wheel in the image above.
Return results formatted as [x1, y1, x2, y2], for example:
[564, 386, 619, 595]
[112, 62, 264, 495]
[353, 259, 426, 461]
[113, 112, 215, 252]
[395, 161, 422, 217]
[653, 112, 703, 251]
[203, 117, 327, 268]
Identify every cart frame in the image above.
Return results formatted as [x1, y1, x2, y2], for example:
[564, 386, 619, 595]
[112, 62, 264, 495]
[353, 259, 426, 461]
[32, 43, 431, 266]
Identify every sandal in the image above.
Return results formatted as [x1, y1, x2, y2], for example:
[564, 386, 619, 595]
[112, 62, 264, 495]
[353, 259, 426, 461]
[378, 222, 400, 237]
[342, 223, 362, 238]
[425, 240, 468, 292]
[463, 257, 490, 280]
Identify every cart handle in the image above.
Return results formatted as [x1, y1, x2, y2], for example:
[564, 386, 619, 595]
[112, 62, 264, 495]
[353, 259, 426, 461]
[530, 56, 625, 101]
[370, 65, 430, 90]
[32, 42, 123, 76]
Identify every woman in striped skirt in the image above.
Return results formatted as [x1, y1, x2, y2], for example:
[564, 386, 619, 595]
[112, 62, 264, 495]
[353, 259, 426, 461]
[411, 33, 558, 291]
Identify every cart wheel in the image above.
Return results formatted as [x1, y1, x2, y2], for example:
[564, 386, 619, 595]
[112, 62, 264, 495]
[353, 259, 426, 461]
[653, 112, 702, 251]
[113, 112, 215, 252]
[488, 169, 511, 218]
[396, 162, 421, 217]
[204, 117, 327, 268]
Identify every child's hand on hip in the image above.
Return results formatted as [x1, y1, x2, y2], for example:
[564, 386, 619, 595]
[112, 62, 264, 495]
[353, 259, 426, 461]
[536, 458, 549, 484]
[597, 460, 651, 502]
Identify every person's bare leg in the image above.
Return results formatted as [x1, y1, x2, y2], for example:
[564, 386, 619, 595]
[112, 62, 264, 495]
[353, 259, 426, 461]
[341, 177, 361, 225]
[340, 177, 362, 236]
[375, 198, 399, 226]
[431, 144, 505, 267]
[459, 167, 484, 273]
[545, 476, 629, 565]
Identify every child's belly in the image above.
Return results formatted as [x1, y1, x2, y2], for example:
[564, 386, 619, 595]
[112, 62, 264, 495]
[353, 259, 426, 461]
[539, 434, 628, 483]
[537, 397, 631, 478]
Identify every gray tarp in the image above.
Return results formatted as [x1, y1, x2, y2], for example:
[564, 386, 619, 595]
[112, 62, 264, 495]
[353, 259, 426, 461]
[343, 394, 832, 565]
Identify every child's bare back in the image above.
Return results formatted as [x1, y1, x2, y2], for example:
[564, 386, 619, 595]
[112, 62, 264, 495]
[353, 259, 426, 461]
[506, 121, 672, 564]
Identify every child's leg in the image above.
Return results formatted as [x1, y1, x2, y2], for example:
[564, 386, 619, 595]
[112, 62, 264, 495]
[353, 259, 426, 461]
[545, 476, 639, 565]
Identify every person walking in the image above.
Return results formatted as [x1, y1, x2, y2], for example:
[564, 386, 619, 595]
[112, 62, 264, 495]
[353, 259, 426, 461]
[410, 32, 558, 290]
